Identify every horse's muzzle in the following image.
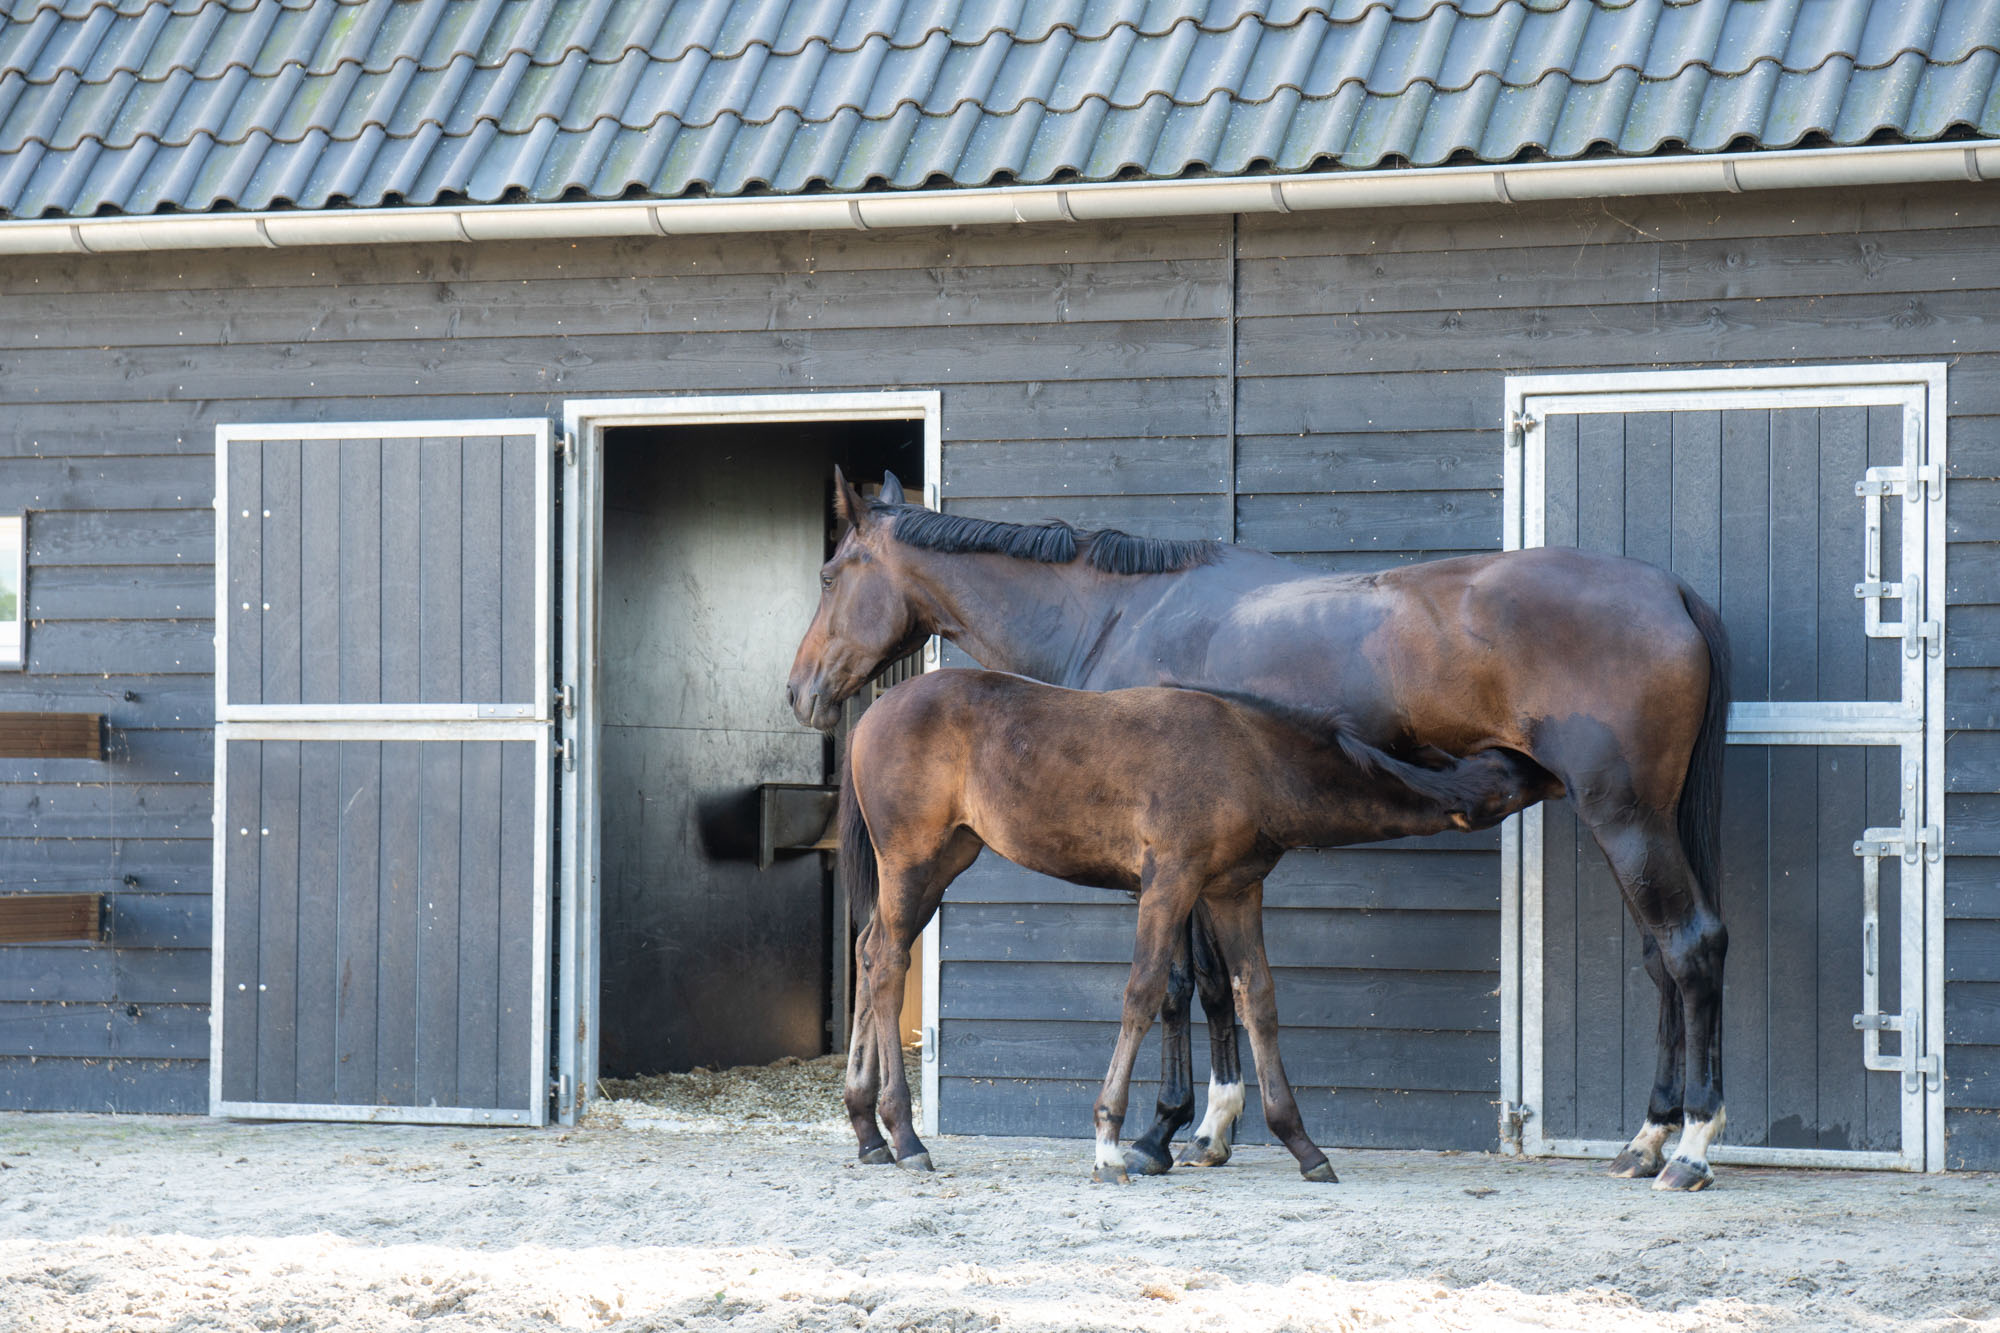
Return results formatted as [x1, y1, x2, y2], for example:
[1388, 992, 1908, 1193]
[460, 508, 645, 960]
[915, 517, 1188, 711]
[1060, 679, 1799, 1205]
[788, 677, 842, 733]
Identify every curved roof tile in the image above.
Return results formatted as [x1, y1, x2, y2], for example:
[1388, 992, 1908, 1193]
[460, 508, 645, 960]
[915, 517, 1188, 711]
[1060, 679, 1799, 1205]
[0, 0, 1994, 218]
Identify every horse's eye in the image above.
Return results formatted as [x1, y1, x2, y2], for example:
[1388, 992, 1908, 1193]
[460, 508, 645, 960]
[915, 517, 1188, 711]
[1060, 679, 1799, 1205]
[820, 575, 833, 591]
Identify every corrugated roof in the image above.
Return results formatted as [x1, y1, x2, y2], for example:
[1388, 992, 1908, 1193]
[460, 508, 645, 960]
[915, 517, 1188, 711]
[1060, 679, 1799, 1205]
[0, 0, 1994, 219]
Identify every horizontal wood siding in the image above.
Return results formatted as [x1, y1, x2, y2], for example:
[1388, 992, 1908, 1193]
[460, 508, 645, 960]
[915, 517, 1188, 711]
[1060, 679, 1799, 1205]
[0, 182, 1992, 1163]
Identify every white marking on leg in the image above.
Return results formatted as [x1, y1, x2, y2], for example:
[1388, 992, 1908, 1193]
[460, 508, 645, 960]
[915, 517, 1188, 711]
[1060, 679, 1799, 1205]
[1193, 1077, 1244, 1146]
[1627, 1119, 1673, 1159]
[1095, 1136, 1125, 1170]
[1672, 1107, 1726, 1166]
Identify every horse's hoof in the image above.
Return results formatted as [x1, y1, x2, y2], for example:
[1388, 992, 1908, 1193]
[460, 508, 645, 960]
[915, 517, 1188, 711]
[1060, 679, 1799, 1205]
[1607, 1147, 1664, 1179]
[1091, 1164, 1132, 1185]
[1300, 1160, 1339, 1184]
[1652, 1157, 1714, 1192]
[1123, 1144, 1174, 1177]
[896, 1151, 934, 1173]
[1175, 1135, 1232, 1169]
[858, 1145, 895, 1166]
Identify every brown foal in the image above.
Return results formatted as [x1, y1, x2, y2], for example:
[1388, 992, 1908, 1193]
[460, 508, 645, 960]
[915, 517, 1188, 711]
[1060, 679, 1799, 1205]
[837, 668, 1553, 1182]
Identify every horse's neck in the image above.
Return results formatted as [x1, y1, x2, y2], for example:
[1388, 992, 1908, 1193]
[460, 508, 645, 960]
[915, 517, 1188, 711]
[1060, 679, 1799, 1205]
[1269, 745, 1458, 847]
[922, 556, 1181, 687]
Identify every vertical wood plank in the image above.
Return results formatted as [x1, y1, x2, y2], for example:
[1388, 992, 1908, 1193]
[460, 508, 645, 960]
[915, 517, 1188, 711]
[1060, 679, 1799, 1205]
[219, 739, 262, 1102]
[298, 438, 341, 703]
[1765, 744, 1819, 1146]
[1621, 413, 1671, 569]
[1543, 414, 1579, 548]
[255, 738, 300, 1104]
[379, 441, 422, 704]
[1670, 410, 1722, 604]
[1818, 407, 1868, 703]
[1719, 409, 1772, 1143]
[419, 438, 464, 705]
[496, 738, 534, 1111]
[292, 739, 340, 1105]
[455, 740, 502, 1111]
[1575, 414, 1625, 556]
[339, 438, 383, 706]
[376, 740, 421, 1104]
[335, 740, 382, 1106]
[500, 433, 536, 707]
[1815, 744, 1866, 1150]
[261, 439, 302, 707]
[1767, 410, 1819, 702]
[1720, 743, 1772, 1144]
[226, 441, 263, 708]
[416, 741, 462, 1108]
[459, 437, 504, 704]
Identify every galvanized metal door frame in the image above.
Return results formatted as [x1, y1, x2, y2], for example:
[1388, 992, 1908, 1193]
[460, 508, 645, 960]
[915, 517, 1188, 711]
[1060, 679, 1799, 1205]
[557, 392, 945, 1131]
[210, 419, 556, 1126]
[1498, 364, 1947, 1173]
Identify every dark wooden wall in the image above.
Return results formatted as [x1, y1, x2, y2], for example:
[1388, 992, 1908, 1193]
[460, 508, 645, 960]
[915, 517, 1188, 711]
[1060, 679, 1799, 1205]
[0, 180, 1993, 1164]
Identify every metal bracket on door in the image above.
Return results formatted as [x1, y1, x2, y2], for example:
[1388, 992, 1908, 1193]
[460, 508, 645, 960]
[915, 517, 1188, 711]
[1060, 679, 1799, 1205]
[1853, 760, 1943, 1093]
[1855, 465, 1942, 658]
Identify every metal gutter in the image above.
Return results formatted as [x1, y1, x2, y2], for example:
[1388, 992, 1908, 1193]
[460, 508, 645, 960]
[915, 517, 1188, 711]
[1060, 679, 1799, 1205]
[1, 139, 1993, 257]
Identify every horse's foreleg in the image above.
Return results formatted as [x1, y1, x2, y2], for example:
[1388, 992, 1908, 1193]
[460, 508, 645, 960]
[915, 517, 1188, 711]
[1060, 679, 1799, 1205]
[1204, 890, 1335, 1182]
[1178, 900, 1244, 1168]
[1092, 888, 1189, 1184]
[843, 924, 892, 1164]
[1609, 934, 1684, 1179]
[1122, 917, 1196, 1176]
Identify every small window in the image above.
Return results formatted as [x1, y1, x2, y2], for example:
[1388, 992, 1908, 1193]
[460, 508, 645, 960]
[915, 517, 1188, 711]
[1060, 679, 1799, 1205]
[0, 515, 22, 669]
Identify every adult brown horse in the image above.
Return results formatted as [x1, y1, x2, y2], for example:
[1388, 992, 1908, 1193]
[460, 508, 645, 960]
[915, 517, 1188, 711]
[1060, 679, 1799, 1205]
[790, 469, 1732, 1192]
[839, 668, 1550, 1182]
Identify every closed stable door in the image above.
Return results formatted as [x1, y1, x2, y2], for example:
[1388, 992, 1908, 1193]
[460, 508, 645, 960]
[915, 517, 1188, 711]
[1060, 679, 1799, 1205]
[1501, 367, 1946, 1172]
[211, 422, 558, 1125]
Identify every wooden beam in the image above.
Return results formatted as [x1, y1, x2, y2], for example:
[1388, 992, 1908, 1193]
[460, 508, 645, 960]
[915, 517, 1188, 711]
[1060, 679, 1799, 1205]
[0, 713, 104, 759]
[0, 893, 104, 943]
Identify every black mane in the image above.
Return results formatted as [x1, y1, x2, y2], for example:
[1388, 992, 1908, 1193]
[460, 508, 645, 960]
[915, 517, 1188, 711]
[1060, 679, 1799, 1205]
[875, 502, 1219, 575]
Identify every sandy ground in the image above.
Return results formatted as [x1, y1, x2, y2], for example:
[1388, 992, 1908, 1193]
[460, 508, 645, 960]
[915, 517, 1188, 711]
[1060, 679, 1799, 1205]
[2, 1056, 1996, 1333]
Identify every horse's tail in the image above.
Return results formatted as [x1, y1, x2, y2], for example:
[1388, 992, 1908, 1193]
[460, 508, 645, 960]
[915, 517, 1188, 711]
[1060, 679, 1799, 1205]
[838, 741, 880, 934]
[1676, 582, 1732, 910]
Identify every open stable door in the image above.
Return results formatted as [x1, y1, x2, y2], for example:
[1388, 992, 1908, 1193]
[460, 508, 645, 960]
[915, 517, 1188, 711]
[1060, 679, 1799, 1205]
[1500, 366, 1946, 1172]
[211, 421, 560, 1125]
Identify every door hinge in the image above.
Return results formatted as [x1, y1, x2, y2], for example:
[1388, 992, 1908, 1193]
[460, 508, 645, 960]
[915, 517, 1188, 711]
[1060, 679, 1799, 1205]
[557, 432, 576, 466]
[1500, 1101, 1534, 1149]
[550, 1072, 573, 1117]
[1509, 411, 1538, 442]
[553, 737, 575, 772]
[555, 682, 575, 720]
[921, 1025, 937, 1063]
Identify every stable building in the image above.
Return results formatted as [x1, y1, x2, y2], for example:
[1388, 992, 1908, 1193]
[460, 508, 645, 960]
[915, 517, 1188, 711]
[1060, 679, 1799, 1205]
[1, 0, 1997, 1173]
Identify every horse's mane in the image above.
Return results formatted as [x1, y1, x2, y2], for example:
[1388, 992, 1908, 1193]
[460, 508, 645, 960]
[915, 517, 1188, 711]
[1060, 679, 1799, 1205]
[1163, 683, 1515, 811]
[875, 502, 1220, 575]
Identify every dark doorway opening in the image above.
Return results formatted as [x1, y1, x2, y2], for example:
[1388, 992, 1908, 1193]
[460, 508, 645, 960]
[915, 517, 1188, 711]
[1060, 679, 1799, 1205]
[596, 420, 922, 1078]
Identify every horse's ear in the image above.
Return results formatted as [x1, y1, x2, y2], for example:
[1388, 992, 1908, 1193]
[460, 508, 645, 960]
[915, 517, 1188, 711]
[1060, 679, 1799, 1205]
[833, 466, 871, 529]
[879, 471, 907, 506]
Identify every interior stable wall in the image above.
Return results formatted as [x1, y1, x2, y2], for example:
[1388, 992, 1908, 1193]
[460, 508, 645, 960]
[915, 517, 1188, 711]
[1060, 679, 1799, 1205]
[0, 183, 1992, 1165]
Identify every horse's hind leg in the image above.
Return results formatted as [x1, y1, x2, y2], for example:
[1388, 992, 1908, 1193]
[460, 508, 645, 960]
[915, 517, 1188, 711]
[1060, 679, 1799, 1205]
[1177, 902, 1244, 1169]
[1122, 918, 1197, 1177]
[1608, 934, 1684, 1179]
[1203, 889, 1334, 1182]
[1092, 871, 1201, 1184]
[1589, 810, 1727, 1192]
